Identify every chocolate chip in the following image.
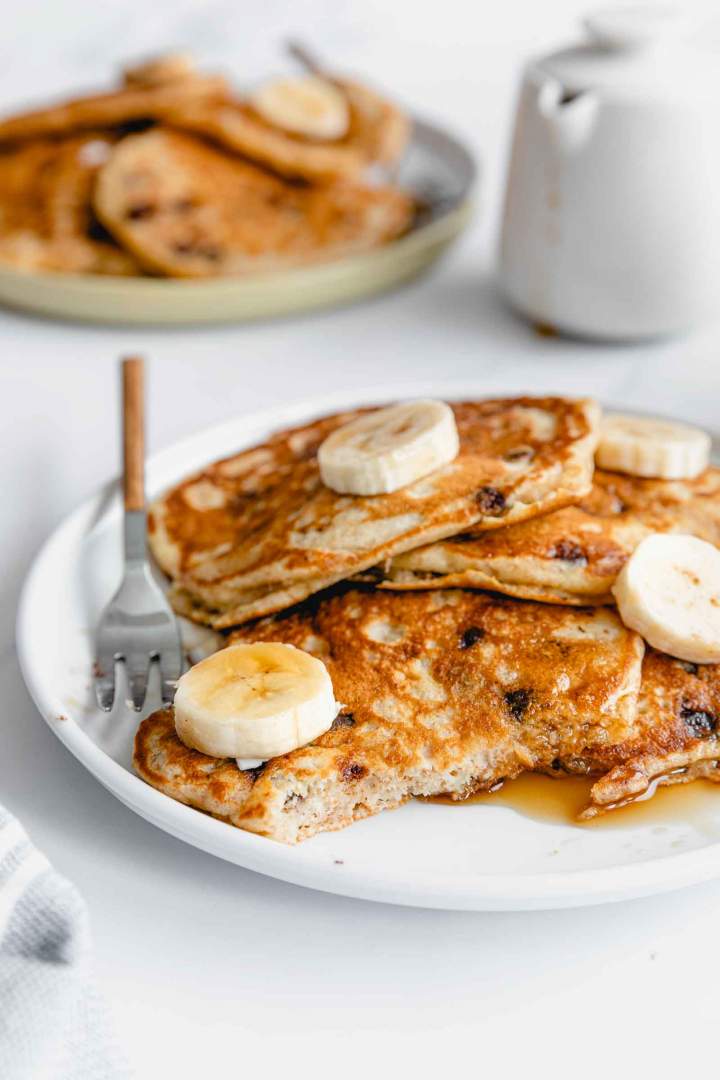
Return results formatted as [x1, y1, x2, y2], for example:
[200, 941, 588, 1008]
[332, 711, 356, 729]
[504, 446, 534, 464]
[126, 202, 156, 220]
[114, 117, 154, 137]
[680, 702, 717, 738]
[173, 240, 222, 261]
[341, 762, 367, 781]
[551, 540, 587, 565]
[505, 688, 532, 721]
[550, 757, 562, 771]
[459, 626, 485, 650]
[86, 212, 113, 242]
[476, 486, 506, 515]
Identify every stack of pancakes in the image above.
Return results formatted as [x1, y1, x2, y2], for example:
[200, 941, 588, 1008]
[135, 398, 720, 843]
[0, 55, 413, 277]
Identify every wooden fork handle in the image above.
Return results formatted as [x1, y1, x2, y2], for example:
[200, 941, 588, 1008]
[122, 357, 145, 512]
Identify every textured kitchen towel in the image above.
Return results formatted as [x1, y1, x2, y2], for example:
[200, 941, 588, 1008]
[0, 806, 131, 1080]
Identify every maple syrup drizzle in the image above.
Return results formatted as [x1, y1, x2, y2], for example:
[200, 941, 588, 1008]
[425, 773, 720, 830]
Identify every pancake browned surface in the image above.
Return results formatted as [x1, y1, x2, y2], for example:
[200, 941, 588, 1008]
[161, 77, 409, 183]
[0, 75, 228, 143]
[584, 648, 720, 816]
[148, 397, 599, 628]
[134, 588, 644, 842]
[0, 134, 140, 273]
[379, 467, 720, 605]
[93, 128, 414, 277]
[134, 706, 255, 819]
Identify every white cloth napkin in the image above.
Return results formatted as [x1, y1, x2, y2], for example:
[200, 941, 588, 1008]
[0, 805, 131, 1080]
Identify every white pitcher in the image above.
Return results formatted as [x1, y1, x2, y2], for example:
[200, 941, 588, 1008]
[498, 7, 720, 340]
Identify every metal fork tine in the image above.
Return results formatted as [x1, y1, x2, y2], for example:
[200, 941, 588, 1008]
[126, 655, 150, 711]
[95, 648, 119, 711]
[127, 675, 148, 712]
[95, 668, 116, 712]
[158, 647, 183, 705]
[160, 675, 177, 706]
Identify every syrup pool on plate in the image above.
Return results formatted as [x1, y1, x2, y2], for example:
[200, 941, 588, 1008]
[427, 773, 720, 833]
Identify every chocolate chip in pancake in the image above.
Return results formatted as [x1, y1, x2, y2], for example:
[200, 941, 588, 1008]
[92, 128, 415, 277]
[134, 587, 644, 842]
[0, 134, 140, 274]
[148, 397, 600, 627]
[584, 647, 720, 816]
[380, 467, 720, 605]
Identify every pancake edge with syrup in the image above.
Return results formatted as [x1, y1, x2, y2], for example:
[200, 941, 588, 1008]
[134, 586, 648, 843]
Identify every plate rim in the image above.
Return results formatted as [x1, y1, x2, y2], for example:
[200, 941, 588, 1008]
[16, 382, 720, 911]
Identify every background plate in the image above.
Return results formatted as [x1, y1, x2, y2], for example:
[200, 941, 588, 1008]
[0, 119, 475, 325]
[16, 385, 720, 910]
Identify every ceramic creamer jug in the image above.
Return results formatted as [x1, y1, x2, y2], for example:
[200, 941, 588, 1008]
[498, 7, 720, 340]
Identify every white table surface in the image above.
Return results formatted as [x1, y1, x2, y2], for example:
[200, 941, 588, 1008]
[3, 1, 720, 1075]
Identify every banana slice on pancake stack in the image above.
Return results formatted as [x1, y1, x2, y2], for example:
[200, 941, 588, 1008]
[174, 642, 338, 768]
[318, 400, 459, 495]
[251, 75, 350, 140]
[596, 413, 710, 479]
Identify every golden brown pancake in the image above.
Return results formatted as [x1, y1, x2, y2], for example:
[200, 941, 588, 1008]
[134, 587, 645, 842]
[0, 75, 229, 143]
[148, 397, 600, 627]
[584, 648, 720, 816]
[134, 706, 255, 819]
[93, 128, 415, 278]
[378, 468, 720, 605]
[0, 134, 140, 274]
[160, 77, 410, 183]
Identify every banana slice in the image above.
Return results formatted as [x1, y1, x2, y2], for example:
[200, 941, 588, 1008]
[318, 400, 460, 496]
[250, 75, 349, 140]
[596, 413, 710, 479]
[174, 642, 337, 759]
[612, 533, 720, 663]
[123, 53, 196, 87]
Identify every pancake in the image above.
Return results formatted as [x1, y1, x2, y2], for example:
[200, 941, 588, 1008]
[148, 397, 600, 628]
[134, 706, 255, 820]
[378, 467, 720, 605]
[0, 134, 140, 274]
[134, 587, 645, 843]
[160, 77, 410, 183]
[584, 648, 720, 815]
[0, 74, 229, 143]
[93, 128, 415, 278]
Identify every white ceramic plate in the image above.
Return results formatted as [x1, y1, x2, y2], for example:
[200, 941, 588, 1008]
[17, 386, 720, 911]
[0, 119, 475, 325]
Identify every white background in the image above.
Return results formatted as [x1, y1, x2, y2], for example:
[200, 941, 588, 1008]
[3, 1, 720, 1076]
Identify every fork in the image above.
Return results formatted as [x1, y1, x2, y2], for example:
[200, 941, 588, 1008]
[94, 357, 183, 712]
